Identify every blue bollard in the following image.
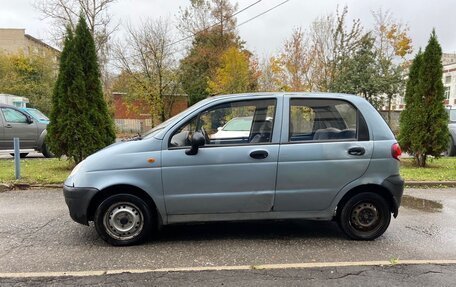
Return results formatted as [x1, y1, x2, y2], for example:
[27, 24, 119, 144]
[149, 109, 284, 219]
[13, 137, 20, 179]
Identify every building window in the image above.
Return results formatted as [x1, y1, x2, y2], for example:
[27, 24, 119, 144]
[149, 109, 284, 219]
[445, 75, 452, 84]
[444, 86, 451, 99]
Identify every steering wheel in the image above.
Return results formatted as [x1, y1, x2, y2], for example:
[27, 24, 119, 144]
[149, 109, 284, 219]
[200, 127, 210, 144]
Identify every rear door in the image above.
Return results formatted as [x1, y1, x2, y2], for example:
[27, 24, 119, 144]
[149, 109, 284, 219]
[274, 96, 373, 212]
[0, 107, 38, 149]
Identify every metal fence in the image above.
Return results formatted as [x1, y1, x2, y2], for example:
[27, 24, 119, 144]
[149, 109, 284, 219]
[114, 119, 153, 133]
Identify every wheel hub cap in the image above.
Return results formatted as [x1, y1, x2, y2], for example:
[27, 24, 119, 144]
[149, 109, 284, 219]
[104, 202, 144, 240]
[351, 202, 380, 230]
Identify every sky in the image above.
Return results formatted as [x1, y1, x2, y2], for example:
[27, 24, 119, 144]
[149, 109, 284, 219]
[1, 0, 456, 59]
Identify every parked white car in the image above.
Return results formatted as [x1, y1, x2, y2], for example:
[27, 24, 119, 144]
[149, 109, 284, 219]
[210, 116, 253, 139]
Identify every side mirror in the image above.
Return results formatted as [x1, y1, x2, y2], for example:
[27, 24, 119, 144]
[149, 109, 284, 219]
[185, 132, 205, 155]
[26, 116, 34, 124]
[217, 127, 223, 131]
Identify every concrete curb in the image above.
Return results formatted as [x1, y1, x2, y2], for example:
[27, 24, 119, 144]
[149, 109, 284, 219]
[0, 183, 62, 192]
[1, 259, 456, 278]
[405, 181, 456, 187]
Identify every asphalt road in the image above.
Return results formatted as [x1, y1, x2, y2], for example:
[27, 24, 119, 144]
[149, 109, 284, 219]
[2, 264, 456, 286]
[0, 188, 455, 285]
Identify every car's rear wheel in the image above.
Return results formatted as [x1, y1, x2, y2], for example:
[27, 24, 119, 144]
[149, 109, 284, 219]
[338, 192, 391, 240]
[94, 194, 152, 246]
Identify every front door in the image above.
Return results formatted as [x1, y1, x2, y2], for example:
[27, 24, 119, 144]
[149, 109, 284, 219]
[162, 98, 281, 215]
[274, 97, 373, 212]
[0, 107, 37, 149]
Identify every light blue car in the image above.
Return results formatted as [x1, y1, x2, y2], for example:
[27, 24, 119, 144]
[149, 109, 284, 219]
[64, 93, 404, 246]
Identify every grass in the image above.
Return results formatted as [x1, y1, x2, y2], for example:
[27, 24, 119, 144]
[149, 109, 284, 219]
[0, 158, 73, 185]
[400, 157, 456, 181]
[0, 156, 455, 185]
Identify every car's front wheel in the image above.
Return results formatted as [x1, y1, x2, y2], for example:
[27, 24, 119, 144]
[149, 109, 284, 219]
[445, 136, 456, 157]
[94, 194, 152, 246]
[338, 192, 391, 240]
[41, 142, 54, 158]
[10, 153, 28, 158]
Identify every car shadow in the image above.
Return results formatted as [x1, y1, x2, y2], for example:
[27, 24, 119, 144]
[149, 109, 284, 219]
[154, 220, 344, 243]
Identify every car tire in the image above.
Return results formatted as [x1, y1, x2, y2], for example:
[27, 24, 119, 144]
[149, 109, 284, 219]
[446, 136, 456, 157]
[94, 194, 152, 246]
[337, 192, 391, 240]
[41, 142, 54, 158]
[10, 153, 28, 158]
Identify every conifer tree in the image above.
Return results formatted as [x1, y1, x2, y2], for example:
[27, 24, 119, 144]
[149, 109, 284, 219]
[47, 27, 75, 159]
[48, 16, 115, 163]
[399, 30, 449, 167]
[73, 15, 115, 151]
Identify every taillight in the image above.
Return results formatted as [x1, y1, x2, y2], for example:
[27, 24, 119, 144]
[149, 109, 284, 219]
[391, 143, 402, 161]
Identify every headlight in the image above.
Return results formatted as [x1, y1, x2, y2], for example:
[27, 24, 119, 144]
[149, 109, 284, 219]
[69, 160, 85, 177]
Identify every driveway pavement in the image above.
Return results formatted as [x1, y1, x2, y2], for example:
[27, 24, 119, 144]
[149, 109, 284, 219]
[0, 151, 43, 159]
[0, 188, 455, 285]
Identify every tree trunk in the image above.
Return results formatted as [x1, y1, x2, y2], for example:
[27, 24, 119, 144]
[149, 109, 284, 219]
[387, 95, 392, 126]
[415, 153, 427, 167]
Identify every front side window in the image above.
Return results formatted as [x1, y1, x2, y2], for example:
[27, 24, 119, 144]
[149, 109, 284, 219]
[289, 99, 358, 142]
[1, 108, 28, 123]
[170, 99, 276, 147]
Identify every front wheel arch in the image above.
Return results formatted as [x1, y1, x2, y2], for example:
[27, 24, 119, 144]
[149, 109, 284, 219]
[88, 185, 160, 226]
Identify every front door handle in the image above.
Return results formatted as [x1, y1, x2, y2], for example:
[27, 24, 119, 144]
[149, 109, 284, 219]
[348, 147, 365, 156]
[5, 124, 12, 128]
[250, 150, 268, 159]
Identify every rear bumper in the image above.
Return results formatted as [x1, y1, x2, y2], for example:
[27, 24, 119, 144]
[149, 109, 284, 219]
[382, 175, 404, 217]
[63, 185, 99, 225]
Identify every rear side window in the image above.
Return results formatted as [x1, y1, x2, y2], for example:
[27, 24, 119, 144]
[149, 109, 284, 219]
[289, 99, 364, 142]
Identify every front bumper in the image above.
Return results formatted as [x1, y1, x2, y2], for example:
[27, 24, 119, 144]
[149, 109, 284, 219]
[381, 175, 405, 217]
[63, 185, 99, 225]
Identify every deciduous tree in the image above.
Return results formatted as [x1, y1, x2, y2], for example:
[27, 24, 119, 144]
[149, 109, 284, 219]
[0, 53, 56, 114]
[179, 0, 241, 105]
[207, 46, 251, 94]
[372, 9, 412, 124]
[331, 34, 384, 108]
[113, 18, 180, 125]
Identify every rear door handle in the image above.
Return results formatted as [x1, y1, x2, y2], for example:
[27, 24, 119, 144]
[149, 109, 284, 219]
[5, 124, 12, 128]
[348, 147, 365, 156]
[250, 150, 268, 159]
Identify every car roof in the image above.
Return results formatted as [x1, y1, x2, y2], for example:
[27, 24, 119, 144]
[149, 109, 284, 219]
[0, 103, 20, 109]
[207, 92, 365, 103]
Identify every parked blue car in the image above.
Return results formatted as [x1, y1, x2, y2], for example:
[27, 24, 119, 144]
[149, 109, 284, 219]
[64, 93, 404, 246]
[20, 107, 50, 124]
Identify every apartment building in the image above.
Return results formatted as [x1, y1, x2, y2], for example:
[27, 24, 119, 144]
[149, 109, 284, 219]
[0, 28, 60, 61]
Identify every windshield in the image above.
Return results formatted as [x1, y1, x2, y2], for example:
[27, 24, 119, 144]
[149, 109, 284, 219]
[141, 110, 188, 140]
[27, 109, 49, 121]
[141, 97, 216, 139]
[223, 117, 253, 131]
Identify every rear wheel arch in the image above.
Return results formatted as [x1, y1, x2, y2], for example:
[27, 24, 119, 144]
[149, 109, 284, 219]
[87, 184, 161, 225]
[336, 184, 396, 219]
